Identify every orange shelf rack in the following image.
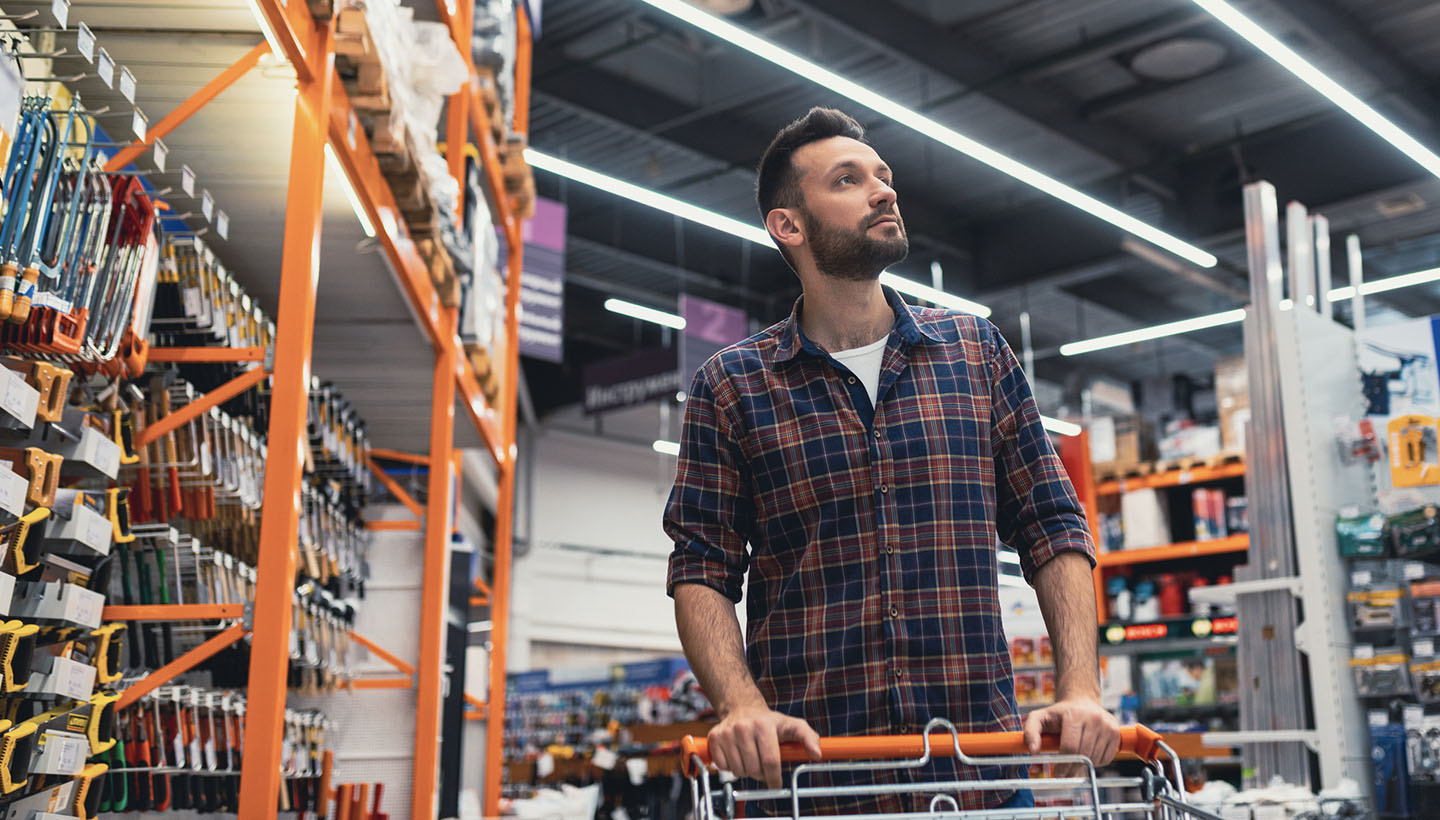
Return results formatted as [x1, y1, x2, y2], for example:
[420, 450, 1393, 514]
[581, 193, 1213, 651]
[1095, 534, 1251, 567]
[1095, 460, 1246, 496]
[86, 2, 534, 818]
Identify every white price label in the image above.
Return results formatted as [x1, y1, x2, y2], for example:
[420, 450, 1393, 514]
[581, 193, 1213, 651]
[182, 287, 202, 318]
[131, 107, 147, 140]
[173, 734, 186, 768]
[88, 514, 110, 551]
[592, 747, 618, 770]
[0, 473, 21, 518]
[205, 738, 218, 770]
[1369, 710, 1389, 728]
[189, 737, 201, 770]
[153, 138, 167, 172]
[76, 23, 94, 62]
[181, 165, 195, 196]
[217, 210, 229, 240]
[4, 371, 31, 417]
[71, 589, 100, 627]
[66, 661, 92, 698]
[55, 736, 82, 773]
[119, 67, 136, 103]
[201, 190, 214, 221]
[1354, 644, 1375, 659]
[1352, 570, 1372, 587]
[96, 437, 120, 479]
[96, 48, 114, 87]
[1417, 639, 1436, 658]
[1178, 471, 1193, 485]
[1406, 562, 1428, 580]
[52, 0, 69, 28]
[1405, 705, 1426, 725]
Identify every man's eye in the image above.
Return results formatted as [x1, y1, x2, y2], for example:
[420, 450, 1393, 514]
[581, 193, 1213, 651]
[837, 176, 853, 185]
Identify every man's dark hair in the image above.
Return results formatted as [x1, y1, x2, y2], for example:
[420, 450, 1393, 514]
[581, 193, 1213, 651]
[756, 108, 867, 252]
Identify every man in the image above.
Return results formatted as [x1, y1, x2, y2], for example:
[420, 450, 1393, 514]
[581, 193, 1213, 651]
[663, 108, 1119, 814]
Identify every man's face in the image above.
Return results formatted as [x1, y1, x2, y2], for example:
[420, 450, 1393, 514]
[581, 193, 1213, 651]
[789, 137, 908, 281]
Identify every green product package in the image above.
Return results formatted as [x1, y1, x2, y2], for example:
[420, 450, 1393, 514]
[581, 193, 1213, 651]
[1389, 506, 1440, 558]
[1337, 512, 1388, 557]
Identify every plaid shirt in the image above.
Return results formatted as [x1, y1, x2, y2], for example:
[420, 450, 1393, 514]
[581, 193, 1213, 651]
[665, 286, 1095, 815]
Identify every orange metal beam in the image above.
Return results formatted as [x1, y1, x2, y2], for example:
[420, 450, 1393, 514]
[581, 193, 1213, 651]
[104, 41, 270, 172]
[1096, 534, 1250, 567]
[464, 692, 487, 721]
[445, 82, 469, 231]
[364, 453, 423, 518]
[413, 306, 459, 820]
[136, 367, 268, 449]
[369, 447, 429, 465]
[251, 0, 319, 85]
[102, 603, 245, 621]
[118, 624, 247, 709]
[366, 519, 420, 532]
[513, 4, 531, 137]
[349, 677, 414, 690]
[1095, 460, 1247, 495]
[146, 346, 267, 363]
[474, 576, 492, 597]
[238, 15, 335, 818]
[349, 629, 416, 677]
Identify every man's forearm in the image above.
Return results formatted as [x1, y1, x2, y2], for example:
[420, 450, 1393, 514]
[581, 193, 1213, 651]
[674, 583, 767, 716]
[1032, 551, 1101, 700]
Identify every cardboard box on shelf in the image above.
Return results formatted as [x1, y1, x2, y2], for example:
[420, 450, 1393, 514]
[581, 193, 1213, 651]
[1089, 414, 1153, 475]
[1215, 355, 1249, 455]
[1159, 422, 1222, 462]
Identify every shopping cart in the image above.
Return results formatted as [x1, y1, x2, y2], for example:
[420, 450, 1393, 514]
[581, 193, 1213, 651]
[682, 718, 1225, 820]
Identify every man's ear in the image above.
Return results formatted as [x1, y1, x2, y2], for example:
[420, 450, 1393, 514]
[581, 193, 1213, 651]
[765, 208, 805, 250]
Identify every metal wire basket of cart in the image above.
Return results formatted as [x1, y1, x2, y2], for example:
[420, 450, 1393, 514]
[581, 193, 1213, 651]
[682, 718, 1224, 820]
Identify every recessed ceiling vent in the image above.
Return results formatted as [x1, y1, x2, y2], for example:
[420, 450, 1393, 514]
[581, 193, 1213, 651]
[1376, 191, 1426, 218]
[1130, 37, 1228, 82]
[685, 0, 754, 14]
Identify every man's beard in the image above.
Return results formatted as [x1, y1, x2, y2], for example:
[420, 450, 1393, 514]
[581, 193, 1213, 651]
[804, 206, 909, 282]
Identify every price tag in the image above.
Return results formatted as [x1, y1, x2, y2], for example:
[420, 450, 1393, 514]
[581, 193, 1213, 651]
[119, 67, 136, 103]
[182, 286, 202, 318]
[201, 190, 214, 221]
[96, 48, 114, 87]
[1354, 644, 1375, 659]
[1406, 562, 1428, 580]
[205, 738, 218, 770]
[0, 472, 22, 518]
[76, 22, 94, 62]
[1405, 705, 1426, 725]
[217, 210, 229, 240]
[4, 371, 34, 420]
[174, 734, 186, 768]
[153, 138, 167, 172]
[1352, 570, 1372, 587]
[181, 165, 195, 196]
[1178, 471, 1193, 485]
[592, 747, 618, 770]
[1369, 710, 1389, 728]
[65, 661, 93, 699]
[1417, 639, 1436, 658]
[71, 589, 101, 628]
[536, 752, 554, 778]
[131, 107, 147, 140]
[52, 0, 69, 28]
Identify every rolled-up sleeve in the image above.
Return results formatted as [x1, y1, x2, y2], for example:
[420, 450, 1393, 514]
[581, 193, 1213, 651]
[986, 322, 1096, 583]
[664, 364, 753, 602]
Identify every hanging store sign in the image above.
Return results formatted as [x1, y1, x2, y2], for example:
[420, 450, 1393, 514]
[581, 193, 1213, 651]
[498, 196, 566, 363]
[680, 294, 747, 385]
[582, 347, 680, 414]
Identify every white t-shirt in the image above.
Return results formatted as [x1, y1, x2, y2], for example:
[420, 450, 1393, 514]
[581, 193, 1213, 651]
[831, 335, 888, 409]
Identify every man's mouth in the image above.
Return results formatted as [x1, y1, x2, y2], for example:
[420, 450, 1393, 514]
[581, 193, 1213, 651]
[870, 216, 898, 227]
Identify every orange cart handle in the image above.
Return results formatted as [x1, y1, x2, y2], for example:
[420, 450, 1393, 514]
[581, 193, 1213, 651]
[680, 725, 1166, 777]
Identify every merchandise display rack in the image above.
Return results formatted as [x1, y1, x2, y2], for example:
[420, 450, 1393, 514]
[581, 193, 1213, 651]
[0, 0, 531, 816]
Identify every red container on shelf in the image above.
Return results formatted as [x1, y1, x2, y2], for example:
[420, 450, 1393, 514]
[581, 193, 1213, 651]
[1158, 573, 1186, 616]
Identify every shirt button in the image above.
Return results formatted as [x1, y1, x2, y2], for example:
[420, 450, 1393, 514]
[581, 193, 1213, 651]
[879, 484, 889, 494]
[893, 668, 904, 678]
[847, 376, 857, 385]
[886, 545, 895, 554]
[889, 606, 899, 618]
[873, 429, 882, 439]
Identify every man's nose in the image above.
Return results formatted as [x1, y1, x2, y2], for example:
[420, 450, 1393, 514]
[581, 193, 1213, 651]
[870, 180, 896, 210]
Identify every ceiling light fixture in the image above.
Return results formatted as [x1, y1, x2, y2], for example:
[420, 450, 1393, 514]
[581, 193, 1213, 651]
[1330, 265, 1440, 300]
[652, 439, 681, 456]
[1059, 309, 1247, 356]
[605, 298, 687, 330]
[323, 144, 376, 238]
[879, 271, 991, 317]
[1193, 0, 1440, 179]
[526, 149, 773, 245]
[636, 0, 1218, 268]
[245, 0, 286, 57]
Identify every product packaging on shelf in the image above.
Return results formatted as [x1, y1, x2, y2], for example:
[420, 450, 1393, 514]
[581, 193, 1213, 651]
[1391, 506, 1440, 558]
[1337, 510, 1389, 557]
[1352, 647, 1414, 697]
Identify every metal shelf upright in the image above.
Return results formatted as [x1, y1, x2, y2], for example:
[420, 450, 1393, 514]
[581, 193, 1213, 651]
[238, 1, 530, 818]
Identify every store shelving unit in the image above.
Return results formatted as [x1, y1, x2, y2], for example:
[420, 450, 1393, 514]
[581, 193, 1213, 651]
[1095, 534, 1250, 567]
[56, 1, 532, 817]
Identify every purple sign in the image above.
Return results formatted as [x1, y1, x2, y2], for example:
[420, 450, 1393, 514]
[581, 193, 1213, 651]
[582, 347, 680, 414]
[499, 197, 566, 363]
[681, 295, 748, 385]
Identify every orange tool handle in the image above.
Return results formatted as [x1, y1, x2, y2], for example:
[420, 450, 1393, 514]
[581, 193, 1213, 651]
[680, 725, 1166, 777]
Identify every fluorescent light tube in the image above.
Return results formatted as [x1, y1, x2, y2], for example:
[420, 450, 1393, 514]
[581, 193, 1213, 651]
[1194, 0, 1440, 180]
[1059, 309, 1247, 356]
[1040, 416, 1083, 437]
[879, 272, 991, 317]
[637, 0, 1216, 268]
[652, 439, 681, 456]
[526, 149, 773, 246]
[245, 0, 285, 57]
[606, 298, 687, 330]
[324, 144, 376, 238]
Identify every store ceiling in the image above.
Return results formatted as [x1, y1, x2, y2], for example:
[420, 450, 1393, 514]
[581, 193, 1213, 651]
[522, 0, 1440, 416]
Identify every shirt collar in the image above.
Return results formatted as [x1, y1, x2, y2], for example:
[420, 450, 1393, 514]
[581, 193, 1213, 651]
[774, 285, 944, 363]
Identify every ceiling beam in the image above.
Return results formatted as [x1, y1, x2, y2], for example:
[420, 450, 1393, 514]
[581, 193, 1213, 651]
[782, 0, 1158, 170]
